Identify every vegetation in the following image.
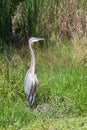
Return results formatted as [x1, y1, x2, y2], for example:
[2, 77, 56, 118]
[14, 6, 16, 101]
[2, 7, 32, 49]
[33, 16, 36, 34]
[0, 0, 87, 44]
[0, 0, 87, 129]
[0, 40, 87, 129]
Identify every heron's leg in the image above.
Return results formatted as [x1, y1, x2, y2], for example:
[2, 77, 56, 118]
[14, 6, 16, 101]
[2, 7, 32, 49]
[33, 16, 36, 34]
[34, 97, 37, 108]
[33, 92, 37, 108]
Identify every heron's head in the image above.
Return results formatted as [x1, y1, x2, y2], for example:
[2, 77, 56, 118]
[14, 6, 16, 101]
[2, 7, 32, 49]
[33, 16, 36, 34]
[29, 37, 44, 44]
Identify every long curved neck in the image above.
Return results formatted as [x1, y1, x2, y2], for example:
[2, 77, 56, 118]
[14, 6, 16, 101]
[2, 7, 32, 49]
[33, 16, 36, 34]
[29, 42, 35, 75]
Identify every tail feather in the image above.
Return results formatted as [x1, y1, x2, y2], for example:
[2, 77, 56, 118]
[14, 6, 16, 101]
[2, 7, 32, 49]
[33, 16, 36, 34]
[27, 83, 37, 106]
[27, 94, 33, 106]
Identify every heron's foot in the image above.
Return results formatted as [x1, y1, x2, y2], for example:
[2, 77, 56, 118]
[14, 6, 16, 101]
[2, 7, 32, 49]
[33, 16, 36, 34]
[26, 100, 37, 108]
[33, 100, 37, 108]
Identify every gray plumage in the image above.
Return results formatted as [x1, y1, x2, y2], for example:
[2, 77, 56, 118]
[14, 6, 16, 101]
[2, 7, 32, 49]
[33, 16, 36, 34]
[24, 37, 44, 106]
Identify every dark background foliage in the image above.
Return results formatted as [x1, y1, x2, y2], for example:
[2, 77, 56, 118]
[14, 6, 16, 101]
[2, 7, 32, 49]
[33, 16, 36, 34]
[0, 0, 87, 46]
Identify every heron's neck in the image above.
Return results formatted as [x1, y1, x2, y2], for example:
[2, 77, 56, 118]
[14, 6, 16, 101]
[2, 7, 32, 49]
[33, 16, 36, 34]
[29, 43, 35, 75]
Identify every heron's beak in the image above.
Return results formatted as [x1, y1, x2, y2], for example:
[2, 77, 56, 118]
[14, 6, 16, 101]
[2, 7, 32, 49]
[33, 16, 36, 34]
[37, 38, 44, 41]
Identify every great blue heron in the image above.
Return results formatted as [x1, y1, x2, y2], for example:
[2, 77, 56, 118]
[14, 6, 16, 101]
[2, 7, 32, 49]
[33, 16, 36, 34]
[24, 37, 44, 106]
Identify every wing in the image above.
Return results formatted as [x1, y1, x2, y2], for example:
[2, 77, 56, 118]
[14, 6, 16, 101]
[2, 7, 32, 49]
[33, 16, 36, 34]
[34, 74, 38, 86]
[27, 74, 38, 106]
[24, 72, 33, 97]
[24, 72, 38, 106]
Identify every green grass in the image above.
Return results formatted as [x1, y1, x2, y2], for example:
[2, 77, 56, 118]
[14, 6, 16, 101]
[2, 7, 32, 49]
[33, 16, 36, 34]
[14, 117, 87, 130]
[1, 116, 87, 130]
[0, 43, 87, 129]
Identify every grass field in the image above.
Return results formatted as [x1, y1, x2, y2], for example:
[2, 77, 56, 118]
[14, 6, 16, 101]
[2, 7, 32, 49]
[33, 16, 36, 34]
[0, 41, 87, 129]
